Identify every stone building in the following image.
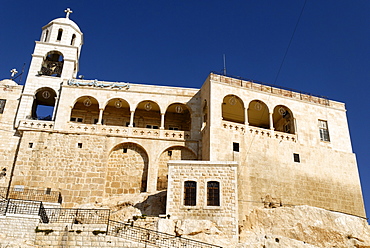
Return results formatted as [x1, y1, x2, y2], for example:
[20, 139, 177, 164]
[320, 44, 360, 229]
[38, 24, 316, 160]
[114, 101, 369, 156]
[0, 11, 365, 244]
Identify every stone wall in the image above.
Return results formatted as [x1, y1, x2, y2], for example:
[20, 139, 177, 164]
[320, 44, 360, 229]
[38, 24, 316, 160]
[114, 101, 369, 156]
[203, 74, 365, 219]
[166, 161, 238, 244]
[11, 131, 198, 207]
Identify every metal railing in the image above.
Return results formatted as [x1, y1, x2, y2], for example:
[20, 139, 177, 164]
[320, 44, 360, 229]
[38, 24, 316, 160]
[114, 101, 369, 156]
[0, 198, 44, 216]
[0, 187, 62, 203]
[107, 220, 222, 248]
[42, 208, 110, 224]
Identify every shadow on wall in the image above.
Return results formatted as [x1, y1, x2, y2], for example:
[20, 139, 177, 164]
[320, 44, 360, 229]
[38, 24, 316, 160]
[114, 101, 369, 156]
[134, 191, 167, 216]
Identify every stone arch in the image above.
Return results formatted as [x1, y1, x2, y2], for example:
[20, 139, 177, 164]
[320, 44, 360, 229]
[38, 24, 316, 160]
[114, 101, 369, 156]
[222, 94, 245, 124]
[157, 146, 197, 191]
[102, 98, 130, 126]
[105, 142, 149, 196]
[134, 100, 161, 129]
[273, 105, 295, 134]
[248, 100, 270, 129]
[70, 96, 99, 124]
[31, 87, 57, 120]
[40, 51, 64, 77]
[164, 103, 191, 131]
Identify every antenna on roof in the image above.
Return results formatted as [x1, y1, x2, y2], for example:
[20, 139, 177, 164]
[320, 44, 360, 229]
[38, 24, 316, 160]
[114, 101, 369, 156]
[223, 54, 227, 75]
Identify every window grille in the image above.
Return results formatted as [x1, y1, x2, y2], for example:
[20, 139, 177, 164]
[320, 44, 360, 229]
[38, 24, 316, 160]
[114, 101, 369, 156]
[184, 181, 196, 206]
[207, 181, 220, 206]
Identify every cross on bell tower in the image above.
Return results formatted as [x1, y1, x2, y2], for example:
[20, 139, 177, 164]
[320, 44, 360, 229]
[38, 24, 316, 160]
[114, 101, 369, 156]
[64, 8, 73, 19]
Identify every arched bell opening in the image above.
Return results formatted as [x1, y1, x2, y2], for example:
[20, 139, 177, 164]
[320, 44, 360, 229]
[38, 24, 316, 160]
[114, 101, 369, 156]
[273, 105, 295, 134]
[40, 51, 64, 77]
[102, 98, 130, 126]
[222, 95, 245, 124]
[134, 101, 161, 129]
[31, 87, 57, 121]
[164, 103, 191, 131]
[70, 96, 99, 124]
[248, 100, 270, 129]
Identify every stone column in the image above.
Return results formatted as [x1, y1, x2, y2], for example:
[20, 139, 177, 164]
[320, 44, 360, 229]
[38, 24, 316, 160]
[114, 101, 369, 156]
[129, 111, 134, 127]
[269, 112, 274, 130]
[51, 97, 58, 121]
[160, 113, 165, 129]
[245, 108, 249, 125]
[97, 108, 104, 124]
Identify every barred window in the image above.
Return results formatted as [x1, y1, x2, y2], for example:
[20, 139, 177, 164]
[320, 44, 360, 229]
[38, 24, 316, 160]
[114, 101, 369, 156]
[184, 181, 197, 206]
[319, 120, 330, 142]
[207, 181, 220, 206]
[0, 99, 6, 114]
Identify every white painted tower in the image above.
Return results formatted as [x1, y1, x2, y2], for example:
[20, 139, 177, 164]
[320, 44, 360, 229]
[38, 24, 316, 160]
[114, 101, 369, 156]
[15, 8, 83, 124]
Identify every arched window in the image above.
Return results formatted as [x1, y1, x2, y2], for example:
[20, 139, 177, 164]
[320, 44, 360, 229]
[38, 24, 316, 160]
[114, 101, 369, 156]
[222, 95, 244, 124]
[44, 30, 49, 42]
[134, 101, 161, 129]
[102, 98, 130, 126]
[248, 100, 270, 129]
[164, 103, 191, 131]
[40, 51, 64, 77]
[70, 34, 76, 45]
[184, 181, 197, 206]
[273, 105, 295, 134]
[57, 29, 63, 41]
[70, 96, 99, 124]
[207, 181, 220, 206]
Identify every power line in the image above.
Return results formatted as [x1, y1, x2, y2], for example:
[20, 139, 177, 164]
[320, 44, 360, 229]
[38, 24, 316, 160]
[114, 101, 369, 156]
[273, 0, 308, 85]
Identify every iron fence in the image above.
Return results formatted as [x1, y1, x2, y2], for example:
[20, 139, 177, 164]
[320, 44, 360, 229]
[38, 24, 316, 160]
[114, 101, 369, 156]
[2, 199, 43, 216]
[0, 187, 62, 203]
[107, 220, 222, 248]
[42, 208, 110, 224]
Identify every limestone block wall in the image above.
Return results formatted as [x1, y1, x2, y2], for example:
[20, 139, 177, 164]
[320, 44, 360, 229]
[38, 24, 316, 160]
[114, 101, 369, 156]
[11, 130, 199, 207]
[204, 74, 365, 219]
[0, 214, 39, 245]
[166, 161, 238, 242]
[0, 80, 23, 188]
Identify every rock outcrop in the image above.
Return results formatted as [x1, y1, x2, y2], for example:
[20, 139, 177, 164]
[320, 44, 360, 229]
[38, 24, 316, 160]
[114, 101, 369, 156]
[239, 205, 370, 248]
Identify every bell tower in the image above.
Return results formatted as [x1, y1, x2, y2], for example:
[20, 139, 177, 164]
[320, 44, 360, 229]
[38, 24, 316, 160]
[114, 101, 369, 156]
[15, 8, 83, 125]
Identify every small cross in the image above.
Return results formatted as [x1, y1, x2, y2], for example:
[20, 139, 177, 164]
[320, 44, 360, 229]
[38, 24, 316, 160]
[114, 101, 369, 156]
[10, 68, 18, 78]
[64, 8, 73, 19]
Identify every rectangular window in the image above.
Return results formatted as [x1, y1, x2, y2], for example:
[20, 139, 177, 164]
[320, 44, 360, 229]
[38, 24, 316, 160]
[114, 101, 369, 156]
[207, 181, 220, 206]
[70, 117, 83, 122]
[146, 125, 159, 129]
[77, 143, 82, 148]
[0, 99, 6, 114]
[319, 120, 330, 142]
[169, 126, 179, 130]
[293, 153, 300, 163]
[184, 181, 197, 206]
[233, 142, 239, 152]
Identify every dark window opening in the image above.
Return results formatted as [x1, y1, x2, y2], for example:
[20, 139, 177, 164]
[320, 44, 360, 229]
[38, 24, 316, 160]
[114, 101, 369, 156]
[319, 120, 330, 142]
[233, 142, 239, 152]
[168, 150, 172, 156]
[70, 34, 76, 45]
[293, 153, 300, 163]
[28, 143, 33, 148]
[57, 29, 63, 41]
[70, 117, 83, 122]
[184, 181, 197, 206]
[0, 99, 6, 114]
[44, 30, 49, 42]
[207, 181, 220, 206]
[77, 143, 82, 148]
[123, 148, 128, 153]
[45, 188, 51, 195]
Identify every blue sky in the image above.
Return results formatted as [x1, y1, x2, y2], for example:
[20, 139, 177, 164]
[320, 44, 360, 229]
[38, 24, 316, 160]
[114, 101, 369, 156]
[1, 1, 369, 217]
